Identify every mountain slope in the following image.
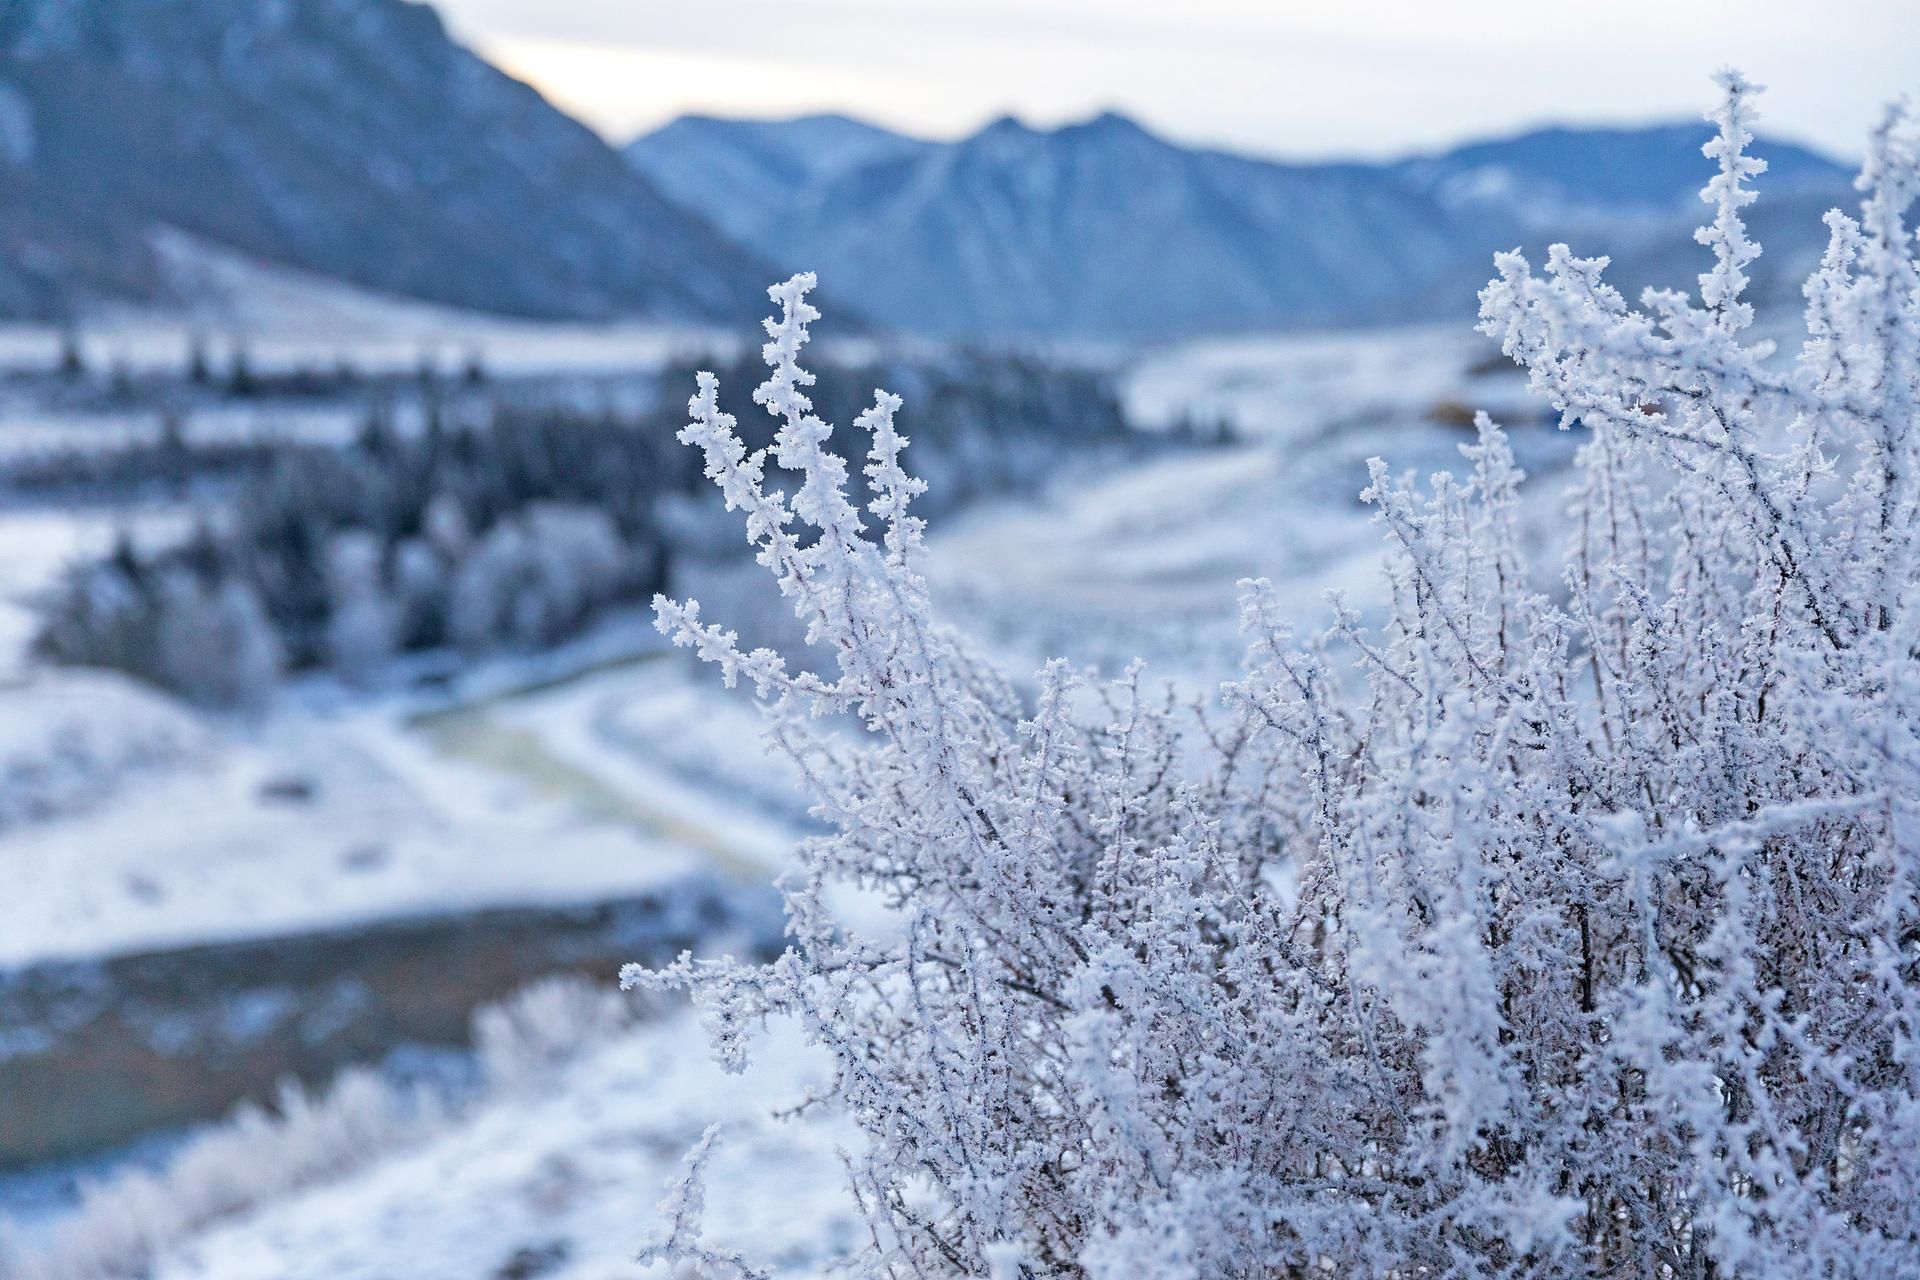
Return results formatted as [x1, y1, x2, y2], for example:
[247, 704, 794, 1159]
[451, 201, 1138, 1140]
[0, 0, 771, 323]
[1396, 122, 1852, 227]
[623, 113, 930, 251]
[1385, 126, 1857, 320]
[627, 110, 1857, 340]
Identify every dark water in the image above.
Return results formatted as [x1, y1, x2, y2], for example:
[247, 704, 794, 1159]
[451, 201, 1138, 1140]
[0, 874, 783, 1173]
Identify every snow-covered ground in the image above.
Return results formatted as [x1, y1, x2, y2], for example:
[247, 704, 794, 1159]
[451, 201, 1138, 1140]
[0, 231, 738, 381]
[5, 993, 858, 1280]
[135, 1010, 857, 1280]
[925, 323, 1573, 682]
[1125, 322, 1505, 441]
[0, 642, 808, 969]
[0, 316, 1576, 1273]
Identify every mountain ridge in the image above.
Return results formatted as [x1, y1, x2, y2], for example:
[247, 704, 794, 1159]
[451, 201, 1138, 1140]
[0, 0, 1860, 340]
[626, 108, 1856, 338]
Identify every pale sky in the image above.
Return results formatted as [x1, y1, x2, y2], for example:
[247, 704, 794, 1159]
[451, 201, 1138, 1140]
[434, 1, 1917, 162]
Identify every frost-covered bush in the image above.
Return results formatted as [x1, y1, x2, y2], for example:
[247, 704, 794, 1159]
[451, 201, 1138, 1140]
[0, 976, 639, 1280]
[151, 569, 282, 708]
[0, 671, 210, 830]
[8, 1068, 430, 1280]
[473, 973, 645, 1093]
[656, 346, 1147, 535]
[323, 528, 399, 681]
[448, 502, 629, 652]
[35, 532, 283, 709]
[37, 405, 683, 696]
[631, 76, 1920, 1277]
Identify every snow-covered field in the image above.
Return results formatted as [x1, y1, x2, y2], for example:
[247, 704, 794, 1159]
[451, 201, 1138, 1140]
[0, 233, 739, 381]
[0, 315, 1558, 1274]
[135, 1013, 857, 1280]
[0, 639, 808, 970]
[927, 324, 1574, 681]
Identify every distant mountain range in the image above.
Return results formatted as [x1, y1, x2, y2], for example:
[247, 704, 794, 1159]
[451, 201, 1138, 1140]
[1391, 122, 1847, 226]
[631, 112, 1484, 339]
[0, 0, 1859, 341]
[628, 111, 1856, 339]
[0, 0, 773, 324]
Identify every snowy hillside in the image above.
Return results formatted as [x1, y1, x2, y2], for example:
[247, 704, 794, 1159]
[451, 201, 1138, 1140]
[1394, 120, 1850, 227]
[623, 113, 932, 250]
[0, 0, 771, 323]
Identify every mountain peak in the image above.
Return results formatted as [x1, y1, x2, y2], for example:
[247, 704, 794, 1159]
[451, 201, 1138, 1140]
[1051, 110, 1168, 155]
[978, 113, 1038, 138]
[969, 110, 1157, 147]
[1073, 110, 1152, 137]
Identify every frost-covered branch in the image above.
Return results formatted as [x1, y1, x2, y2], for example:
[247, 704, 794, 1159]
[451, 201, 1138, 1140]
[633, 76, 1920, 1278]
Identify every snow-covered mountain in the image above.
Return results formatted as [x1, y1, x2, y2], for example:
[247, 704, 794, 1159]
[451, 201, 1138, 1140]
[0, 0, 1857, 340]
[626, 110, 1856, 339]
[624, 113, 933, 251]
[0, 0, 773, 323]
[632, 111, 1493, 339]
[1389, 124, 1855, 318]
[1396, 122, 1850, 228]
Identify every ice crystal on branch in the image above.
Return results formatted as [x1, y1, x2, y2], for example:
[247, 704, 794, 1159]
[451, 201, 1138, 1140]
[633, 76, 1920, 1277]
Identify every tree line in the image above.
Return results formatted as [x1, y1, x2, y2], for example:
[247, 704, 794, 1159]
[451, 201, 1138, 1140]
[34, 350, 1168, 703]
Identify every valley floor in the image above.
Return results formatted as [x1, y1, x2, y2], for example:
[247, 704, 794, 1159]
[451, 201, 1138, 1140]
[0, 317, 1564, 1277]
